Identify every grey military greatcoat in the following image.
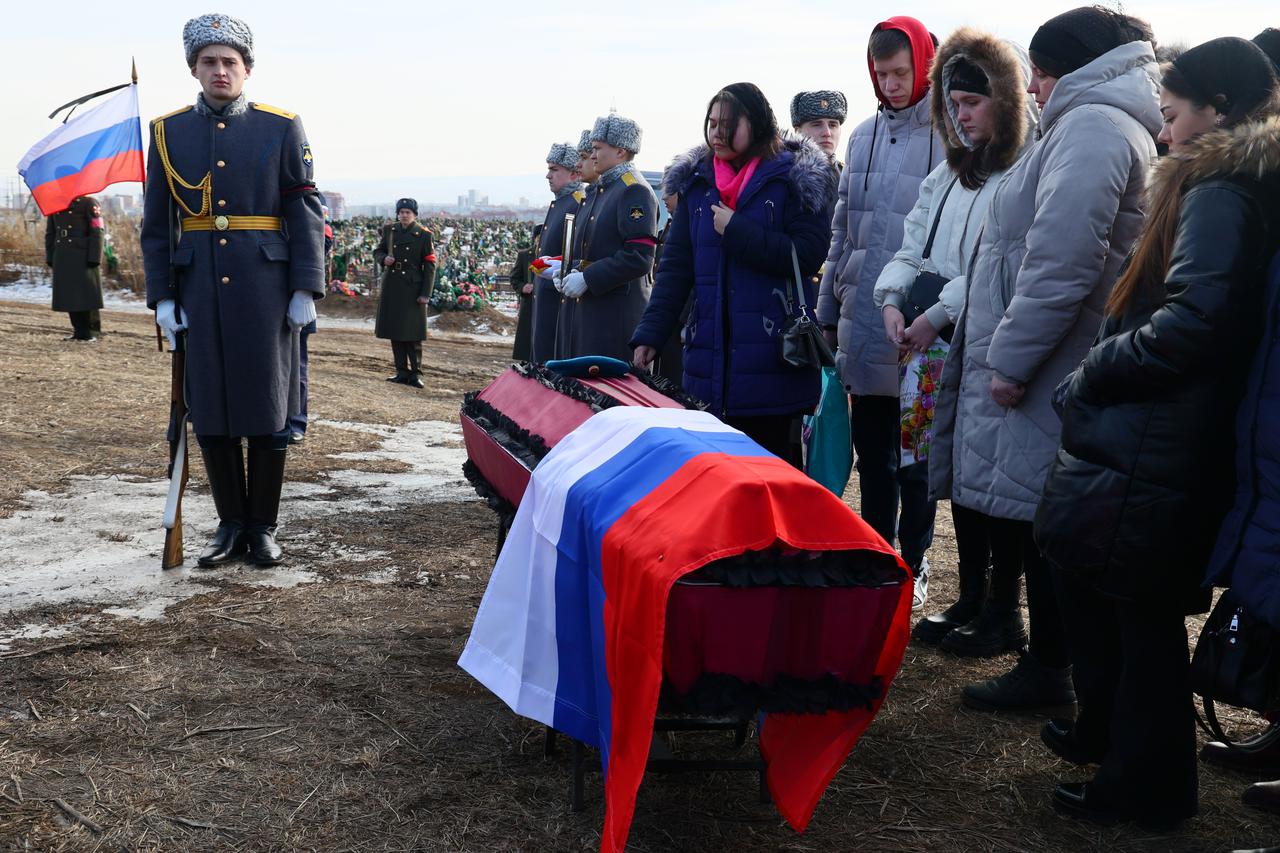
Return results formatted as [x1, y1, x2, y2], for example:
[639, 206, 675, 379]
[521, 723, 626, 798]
[555, 166, 657, 361]
[530, 189, 582, 362]
[141, 97, 325, 438]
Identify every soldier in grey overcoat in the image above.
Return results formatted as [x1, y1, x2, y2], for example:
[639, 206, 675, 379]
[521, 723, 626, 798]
[554, 114, 657, 361]
[143, 13, 324, 568]
[45, 195, 104, 340]
[374, 198, 436, 387]
[529, 143, 583, 362]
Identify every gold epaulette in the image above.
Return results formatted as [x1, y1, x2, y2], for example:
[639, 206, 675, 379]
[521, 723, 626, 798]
[621, 171, 637, 187]
[152, 105, 193, 124]
[252, 102, 297, 120]
[573, 190, 585, 203]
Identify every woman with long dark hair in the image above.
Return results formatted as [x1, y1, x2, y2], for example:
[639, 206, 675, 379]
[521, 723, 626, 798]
[1035, 37, 1280, 829]
[631, 83, 838, 464]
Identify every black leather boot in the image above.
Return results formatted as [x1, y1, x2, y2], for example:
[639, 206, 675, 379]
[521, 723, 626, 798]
[941, 554, 1026, 656]
[245, 447, 286, 566]
[386, 341, 409, 383]
[961, 650, 1076, 716]
[1202, 724, 1280, 774]
[940, 606, 1028, 656]
[914, 560, 989, 645]
[197, 443, 247, 567]
[406, 342, 425, 388]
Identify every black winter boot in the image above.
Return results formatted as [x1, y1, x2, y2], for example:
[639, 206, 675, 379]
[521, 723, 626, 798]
[386, 341, 409, 383]
[197, 443, 247, 566]
[406, 342, 425, 388]
[961, 651, 1076, 716]
[245, 447, 286, 566]
[914, 560, 989, 645]
[940, 606, 1028, 656]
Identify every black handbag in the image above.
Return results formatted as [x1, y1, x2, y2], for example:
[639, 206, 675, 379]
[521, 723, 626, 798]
[1190, 587, 1280, 746]
[780, 245, 835, 369]
[902, 178, 959, 344]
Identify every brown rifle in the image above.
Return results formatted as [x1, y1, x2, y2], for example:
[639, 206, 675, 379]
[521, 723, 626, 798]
[159, 324, 188, 569]
[160, 192, 189, 569]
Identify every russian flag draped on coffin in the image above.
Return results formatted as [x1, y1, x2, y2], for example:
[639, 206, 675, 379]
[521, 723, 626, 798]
[459, 406, 913, 852]
[18, 84, 144, 215]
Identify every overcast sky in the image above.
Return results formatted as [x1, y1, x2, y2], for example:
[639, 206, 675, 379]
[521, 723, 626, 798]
[5, 1, 1276, 205]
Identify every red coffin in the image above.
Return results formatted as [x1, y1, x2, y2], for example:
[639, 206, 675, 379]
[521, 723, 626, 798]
[461, 363, 691, 511]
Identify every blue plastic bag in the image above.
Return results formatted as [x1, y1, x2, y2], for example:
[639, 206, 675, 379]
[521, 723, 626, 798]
[802, 367, 852, 496]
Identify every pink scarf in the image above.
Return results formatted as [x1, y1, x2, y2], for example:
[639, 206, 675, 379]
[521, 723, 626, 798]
[713, 155, 761, 210]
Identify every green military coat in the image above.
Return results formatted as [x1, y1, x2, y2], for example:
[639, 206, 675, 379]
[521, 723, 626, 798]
[509, 243, 534, 360]
[45, 195, 103, 312]
[374, 221, 436, 341]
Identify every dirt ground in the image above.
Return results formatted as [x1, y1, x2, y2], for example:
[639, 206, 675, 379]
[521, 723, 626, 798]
[1, 299, 1276, 852]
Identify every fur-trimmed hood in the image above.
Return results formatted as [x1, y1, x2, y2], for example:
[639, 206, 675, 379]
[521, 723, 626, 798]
[661, 134, 838, 214]
[929, 27, 1038, 174]
[1150, 105, 1280, 198]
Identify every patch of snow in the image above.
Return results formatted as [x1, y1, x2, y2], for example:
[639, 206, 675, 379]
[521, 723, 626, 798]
[1, 420, 474, 638]
[0, 278, 146, 312]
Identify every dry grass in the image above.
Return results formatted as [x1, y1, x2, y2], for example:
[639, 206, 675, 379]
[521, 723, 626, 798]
[2, 299, 1279, 852]
[0, 210, 152, 294]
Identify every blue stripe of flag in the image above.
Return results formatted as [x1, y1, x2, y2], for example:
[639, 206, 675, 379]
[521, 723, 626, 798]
[551, 427, 770, 770]
[21, 117, 143, 190]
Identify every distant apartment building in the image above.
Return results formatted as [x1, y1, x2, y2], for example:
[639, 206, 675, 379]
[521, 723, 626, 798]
[320, 190, 347, 220]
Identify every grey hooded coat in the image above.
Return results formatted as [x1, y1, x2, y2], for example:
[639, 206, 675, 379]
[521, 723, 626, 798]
[929, 41, 1162, 521]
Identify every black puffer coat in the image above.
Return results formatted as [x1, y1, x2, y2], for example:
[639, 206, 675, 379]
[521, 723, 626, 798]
[1034, 113, 1280, 612]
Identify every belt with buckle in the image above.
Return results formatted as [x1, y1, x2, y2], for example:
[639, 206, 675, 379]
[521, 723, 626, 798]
[182, 215, 283, 232]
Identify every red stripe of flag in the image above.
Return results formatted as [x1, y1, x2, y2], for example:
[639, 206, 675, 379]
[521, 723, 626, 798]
[32, 149, 144, 215]
[597, 452, 903, 852]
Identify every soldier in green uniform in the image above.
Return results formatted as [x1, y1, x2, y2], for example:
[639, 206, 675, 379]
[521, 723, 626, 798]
[374, 198, 436, 388]
[45, 195, 104, 341]
[508, 224, 537, 361]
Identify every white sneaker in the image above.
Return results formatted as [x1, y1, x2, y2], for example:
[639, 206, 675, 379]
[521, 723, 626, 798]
[912, 557, 930, 610]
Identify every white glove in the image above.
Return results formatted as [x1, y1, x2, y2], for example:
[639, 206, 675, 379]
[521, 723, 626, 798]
[287, 290, 317, 331]
[155, 299, 186, 349]
[561, 271, 588, 299]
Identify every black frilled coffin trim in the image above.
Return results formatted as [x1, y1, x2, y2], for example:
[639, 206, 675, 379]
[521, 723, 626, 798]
[659, 672, 885, 717]
[462, 458, 517, 517]
[679, 546, 905, 588]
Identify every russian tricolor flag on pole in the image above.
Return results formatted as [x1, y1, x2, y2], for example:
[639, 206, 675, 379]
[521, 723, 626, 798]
[17, 84, 144, 215]
[460, 406, 912, 852]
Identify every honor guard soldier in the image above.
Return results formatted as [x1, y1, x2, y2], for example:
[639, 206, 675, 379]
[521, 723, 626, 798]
[555, 114, 658, 361]
[529, 143, 583, 362]
[142, 12, 325, 568]
[790, 90, 848, 157]
[576, 129, 598, 185]
[374, 198, 436, 388]
[45, 195, 105, 341]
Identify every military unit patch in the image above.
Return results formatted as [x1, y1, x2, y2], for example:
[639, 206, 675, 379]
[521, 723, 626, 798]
[301, 144, 314, 166]
[629, 206, 644, 220]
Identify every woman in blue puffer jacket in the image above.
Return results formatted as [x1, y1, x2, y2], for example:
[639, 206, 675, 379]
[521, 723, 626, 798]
[631, 82, 838, 465]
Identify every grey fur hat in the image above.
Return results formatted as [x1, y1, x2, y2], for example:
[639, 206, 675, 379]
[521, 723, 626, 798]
[790, 90, 848, 127]
[592, 114, 642, 154]
[577, 130, 594, 156]
[396, 197, 418, 214]
[546, 143, 579, 171]
[184, 13, 254, 68]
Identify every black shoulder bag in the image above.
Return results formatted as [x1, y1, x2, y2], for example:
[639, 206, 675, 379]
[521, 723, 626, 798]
[901, 178, 959, 344]
[780, 245, 835, 369]
[1189, 587, 1280, 748]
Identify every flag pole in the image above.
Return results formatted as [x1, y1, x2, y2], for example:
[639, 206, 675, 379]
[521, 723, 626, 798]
[132, 57, 137, 84]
